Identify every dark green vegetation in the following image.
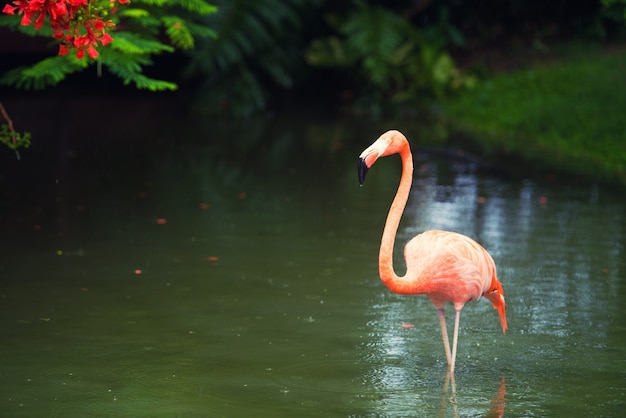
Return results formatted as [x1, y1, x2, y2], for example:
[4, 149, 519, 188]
[184, 0, 314, 117]
[445, 44, 626, 186]
[1, 0, 625, 183]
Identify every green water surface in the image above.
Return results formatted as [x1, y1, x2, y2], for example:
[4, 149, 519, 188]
[1, 102, 624, 417]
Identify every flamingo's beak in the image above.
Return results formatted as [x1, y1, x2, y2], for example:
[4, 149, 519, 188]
[359, 136, 390, 185]
[358, 157, 369, 185]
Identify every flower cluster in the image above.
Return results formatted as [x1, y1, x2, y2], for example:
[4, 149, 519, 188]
[2, 0, 129, 59]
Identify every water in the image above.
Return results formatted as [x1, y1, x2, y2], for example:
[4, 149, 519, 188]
[1, 98, 625, 417]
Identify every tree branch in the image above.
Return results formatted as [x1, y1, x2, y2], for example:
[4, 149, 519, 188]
[0, 101, 17, 148]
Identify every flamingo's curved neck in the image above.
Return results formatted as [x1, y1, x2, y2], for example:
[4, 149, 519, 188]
[379, 147, 413, 290]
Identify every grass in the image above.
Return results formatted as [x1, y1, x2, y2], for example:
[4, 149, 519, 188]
[444, 42, 626, 185]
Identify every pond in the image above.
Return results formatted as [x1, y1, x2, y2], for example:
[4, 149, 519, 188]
[1, 98, 625, 417]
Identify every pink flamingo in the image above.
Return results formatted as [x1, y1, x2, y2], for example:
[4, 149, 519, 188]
[358, 130, 507, 372]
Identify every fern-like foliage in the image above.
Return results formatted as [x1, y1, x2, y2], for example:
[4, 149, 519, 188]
[179, 0, 218, 15]
[184, 0, 315, 117]
[162, 16, 195, 49]
[1, 55, 89, 90]
[109, 31, 175, 56]
[306, 1, 475, 113]
[0, 0, 217, 91]
[340, 5, 410, 88]
[99, 42, 178, 91]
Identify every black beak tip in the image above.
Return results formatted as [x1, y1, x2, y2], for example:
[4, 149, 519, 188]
[358, 157, 369, 185]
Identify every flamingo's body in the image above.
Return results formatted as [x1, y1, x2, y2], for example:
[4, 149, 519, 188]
[358, 130, 507, 372]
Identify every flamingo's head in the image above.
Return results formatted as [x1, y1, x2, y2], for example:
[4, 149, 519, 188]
[484, 278, 508, 334]
[358, 130, 409, 185]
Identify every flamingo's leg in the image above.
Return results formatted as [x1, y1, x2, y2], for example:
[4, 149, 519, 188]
[450, 309, 461, 373]
[437, 308, 452, 366]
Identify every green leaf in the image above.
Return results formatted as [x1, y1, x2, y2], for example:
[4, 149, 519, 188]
[0, 124, 31, 151]
[179, 0, 218, 15]
[110, 32, 175, 55]
[119, 8, 151, 18]
[118, 72, 178, 91]
[162, 16, 195, 49]
[183, 20, 217, 39]
[305, 37, 355, 67]
[132, 0, 169, 6]
[0, 56, 88, 90]
[99, 47, 177, 91]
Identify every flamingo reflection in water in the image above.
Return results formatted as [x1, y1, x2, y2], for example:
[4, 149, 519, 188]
[439, 373, 507, 418]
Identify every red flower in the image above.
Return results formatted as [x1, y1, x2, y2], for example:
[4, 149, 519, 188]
[86, 45, 98, 59]
[2, 0, 127, 59]
[100, 32, 113, 46]
[33, 10, 45, 30]
[48, 1, 68, 20]
[58, 43, 70, 56]
[2, 4, 17, 14]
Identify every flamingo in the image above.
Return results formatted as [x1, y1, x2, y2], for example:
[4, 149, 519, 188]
[358, 130, 507, 372]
